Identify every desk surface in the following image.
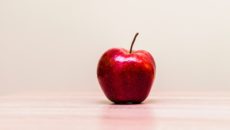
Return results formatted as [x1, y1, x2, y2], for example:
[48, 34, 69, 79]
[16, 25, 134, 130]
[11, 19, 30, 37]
[0, 90, 229, 130]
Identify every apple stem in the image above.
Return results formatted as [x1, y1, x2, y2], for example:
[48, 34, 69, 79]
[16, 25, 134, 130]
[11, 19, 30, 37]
[129, 33, 139, 53]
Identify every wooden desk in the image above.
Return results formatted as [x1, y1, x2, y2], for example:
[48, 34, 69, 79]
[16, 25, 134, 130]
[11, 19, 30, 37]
[0, 91, 229, 130]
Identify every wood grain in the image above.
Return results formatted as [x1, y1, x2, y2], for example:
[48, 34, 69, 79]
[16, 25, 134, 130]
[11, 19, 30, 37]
[0, 90, 229, 130]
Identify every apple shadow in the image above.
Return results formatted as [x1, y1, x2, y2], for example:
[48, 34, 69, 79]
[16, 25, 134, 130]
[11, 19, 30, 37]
[96, 100, 142, 105]
[96, 98, 158, 105]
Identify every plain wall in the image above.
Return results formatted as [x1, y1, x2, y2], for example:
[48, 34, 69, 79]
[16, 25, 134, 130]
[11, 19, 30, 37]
[1, 0, 230, 92]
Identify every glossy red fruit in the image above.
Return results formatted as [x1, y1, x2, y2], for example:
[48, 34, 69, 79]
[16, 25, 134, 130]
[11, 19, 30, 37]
[97, 33, 156, 104]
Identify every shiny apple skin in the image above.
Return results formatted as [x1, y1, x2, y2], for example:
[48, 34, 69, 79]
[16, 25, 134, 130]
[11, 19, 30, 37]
[97, 48, 156, 104]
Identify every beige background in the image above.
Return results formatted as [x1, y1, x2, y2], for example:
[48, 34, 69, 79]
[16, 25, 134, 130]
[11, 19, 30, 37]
[0, 0, 230, 92]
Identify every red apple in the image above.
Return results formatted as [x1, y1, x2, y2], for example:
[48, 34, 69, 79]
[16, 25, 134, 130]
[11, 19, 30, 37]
[97, 33, 156, 104]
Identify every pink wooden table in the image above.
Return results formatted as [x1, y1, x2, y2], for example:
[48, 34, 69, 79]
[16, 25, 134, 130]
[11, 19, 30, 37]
[0, 90, 229, 130]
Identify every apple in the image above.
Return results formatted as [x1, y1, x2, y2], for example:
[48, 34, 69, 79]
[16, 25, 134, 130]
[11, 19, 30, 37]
[97, 33, 156, 104]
